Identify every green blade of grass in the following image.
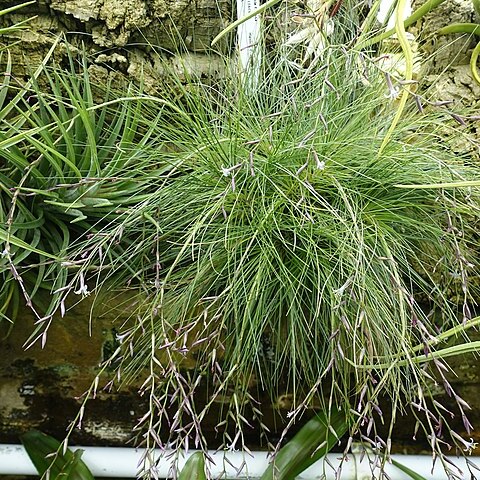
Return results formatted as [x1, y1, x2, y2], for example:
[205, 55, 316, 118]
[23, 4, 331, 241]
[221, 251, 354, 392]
[392, 459, 428, 480]
[178, 452, 207, 480]
[211, 0, 281, 46]
[0, 1, 35, 17]
[21, 430, 95, 480]
[394, 180, 480, 188]
[260, 409, 349, 480]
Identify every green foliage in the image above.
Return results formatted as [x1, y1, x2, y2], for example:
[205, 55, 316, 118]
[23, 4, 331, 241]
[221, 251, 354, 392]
[0, 2, 35, 39]
[260, 410, 348, 480]
[0, 48, 169, 333]
[391, 459, 428, 480]
[176, 410, 348, 479]
[437, 23, 480, 84]
[2, 25, 480, 479]
[357, 0, 448, 48]
[50, 48, 479, 464]
[178, 452, 207, 480]
[358, 0, 480, 84]
[21, 430, 95, 480]
[22, 414, 348, 480]
[18, 426, 433, 480]
[114, 49, 479, 400]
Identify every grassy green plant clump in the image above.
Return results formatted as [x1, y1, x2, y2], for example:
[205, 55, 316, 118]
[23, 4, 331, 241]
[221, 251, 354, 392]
[61, 51, 480, 460]
[2, 42, 480, 475]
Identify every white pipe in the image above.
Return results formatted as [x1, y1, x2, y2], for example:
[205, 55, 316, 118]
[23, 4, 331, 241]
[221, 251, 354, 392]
[0, 444, 479, 479]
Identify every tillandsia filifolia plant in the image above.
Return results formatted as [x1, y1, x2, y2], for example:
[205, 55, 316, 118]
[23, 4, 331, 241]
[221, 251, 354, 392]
[2, 18, 480, 480]
[23, 44, 479, 478]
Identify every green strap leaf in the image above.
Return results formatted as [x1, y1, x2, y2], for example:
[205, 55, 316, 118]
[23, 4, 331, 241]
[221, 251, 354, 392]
[470, 41, 480, 85]
[21, 430, 95, 480]
[178, 452, 207, 480]
[437, 23, 480, 36]
[260, 409, 349, 480]
[0, 229, 59, 260]
[392, 459, 428, 480]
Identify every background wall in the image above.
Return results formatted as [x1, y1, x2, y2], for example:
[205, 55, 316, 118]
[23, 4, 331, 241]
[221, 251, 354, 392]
[1, 0, 230, 91]
[412, 0, 480, 160]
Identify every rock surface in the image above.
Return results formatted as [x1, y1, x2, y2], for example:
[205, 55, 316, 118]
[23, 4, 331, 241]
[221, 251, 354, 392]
[0, 0, 230, 91]
[412, 0, 480, 161]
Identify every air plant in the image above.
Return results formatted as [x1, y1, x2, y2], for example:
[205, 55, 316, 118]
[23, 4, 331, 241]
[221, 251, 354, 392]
[0, 48, 173, 336]
[2, 9, 480, 480]
[47, 46, 480, 478]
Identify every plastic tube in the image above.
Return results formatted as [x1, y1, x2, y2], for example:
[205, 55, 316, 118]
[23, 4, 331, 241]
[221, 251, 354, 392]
[0, 444, 479, 479]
